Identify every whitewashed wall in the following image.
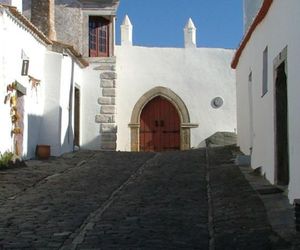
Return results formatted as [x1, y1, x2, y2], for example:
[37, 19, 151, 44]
[39, 51, 82, 156]
[80, 64, 103, 150]
[115, 46, 236, 151]
[0, 9, 46, 158]
[235, 0, 300, 202]
[0, 8, 83, 158]
[243, 0, 263, 32]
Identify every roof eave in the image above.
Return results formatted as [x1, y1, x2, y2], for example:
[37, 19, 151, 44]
[0, 4, 53, 46]
[231, 0, 273, 69]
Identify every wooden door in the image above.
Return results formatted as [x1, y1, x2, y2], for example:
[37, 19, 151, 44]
[14, 93, 24, 156]
[140, 96, 180, 152]
[74, 87, 80, 147]
[275, 62, 289, 185]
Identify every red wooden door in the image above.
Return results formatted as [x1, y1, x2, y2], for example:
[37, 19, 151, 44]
[140, 96, 180, 152]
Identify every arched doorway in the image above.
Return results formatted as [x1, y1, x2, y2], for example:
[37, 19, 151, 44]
[140, 96, 180, 152]
[129, 86, 198, 152]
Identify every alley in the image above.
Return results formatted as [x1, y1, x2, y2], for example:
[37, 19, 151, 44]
[0, 147, 296, 249]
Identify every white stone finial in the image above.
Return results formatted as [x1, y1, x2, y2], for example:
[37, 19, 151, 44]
[184, 18, 197, 48]
[121, 15, 133, 46]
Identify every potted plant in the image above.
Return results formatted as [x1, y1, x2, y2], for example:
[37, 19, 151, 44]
[36, 145, 51, 160]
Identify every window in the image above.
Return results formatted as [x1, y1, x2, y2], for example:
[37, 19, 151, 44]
[89, 16, 110, 57]
[262, 46, 268, 96]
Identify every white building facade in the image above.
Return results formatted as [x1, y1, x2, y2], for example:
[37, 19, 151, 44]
[115, 16, 236, 151]
[0, 4, 85, 158]
[233, 0, 300, 202]
[0, 0, 237, 158]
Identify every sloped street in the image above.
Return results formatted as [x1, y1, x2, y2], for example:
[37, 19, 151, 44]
[0, 147, 298, 249]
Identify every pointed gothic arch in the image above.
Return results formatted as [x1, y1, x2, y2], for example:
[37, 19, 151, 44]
[129, 86, 198, 151]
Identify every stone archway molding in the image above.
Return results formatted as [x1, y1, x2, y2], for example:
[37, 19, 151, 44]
[129, 86, 198, 151]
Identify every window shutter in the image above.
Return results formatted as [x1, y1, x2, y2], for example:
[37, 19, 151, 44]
[89, 17, 109, 57]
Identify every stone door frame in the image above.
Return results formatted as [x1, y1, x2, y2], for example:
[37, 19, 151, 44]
[129, 86, 198, 151]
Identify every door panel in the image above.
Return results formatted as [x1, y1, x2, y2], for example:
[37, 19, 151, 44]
[275, 62, 289, 185]
[74, 88, 80, 146]
[140, 96, 180, 152]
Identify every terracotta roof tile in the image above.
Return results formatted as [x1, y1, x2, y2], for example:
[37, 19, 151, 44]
[0, 4, 53, 45]
[52, 41, 89, 68]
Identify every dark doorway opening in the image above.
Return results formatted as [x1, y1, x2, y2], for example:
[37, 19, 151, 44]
[74, 87, 80, 147]
[275, 62, 289, 186]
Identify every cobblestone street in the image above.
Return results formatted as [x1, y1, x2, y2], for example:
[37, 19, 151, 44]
[0, 147, 298, 249]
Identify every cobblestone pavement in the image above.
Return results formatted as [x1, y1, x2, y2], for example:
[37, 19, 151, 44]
[0, 147, 298, 249]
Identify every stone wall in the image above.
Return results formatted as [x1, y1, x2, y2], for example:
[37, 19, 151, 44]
[55, 0, 83, 54]
[93, 57, 117, 150]
[31, 0, 56, 39]
[23, 0, 117, 58]
[0, 0, 11, 5]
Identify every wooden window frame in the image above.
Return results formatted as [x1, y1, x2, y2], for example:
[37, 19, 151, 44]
[89, 16, 110, 57]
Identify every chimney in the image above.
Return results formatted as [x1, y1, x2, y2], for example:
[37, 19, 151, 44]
[121, 15, 133, 46]
[184, 18, 196, 48]
[31, 0, 56, 40]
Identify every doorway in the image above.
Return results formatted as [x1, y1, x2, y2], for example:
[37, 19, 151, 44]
[74, 87, 80, 147]
[14, 92, 25, 157]
[275, 62, 289, 186]
[140, 96, 180, 152]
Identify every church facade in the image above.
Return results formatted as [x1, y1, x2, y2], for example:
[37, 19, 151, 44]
[0, 0, 236, 158]
[116, 17, 236, 151]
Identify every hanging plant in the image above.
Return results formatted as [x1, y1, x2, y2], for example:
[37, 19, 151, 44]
[4, 82, 19, 137]
[4, 82, 16, 105]
[28, 75, 41, 90]
[3, 81, 26, 158]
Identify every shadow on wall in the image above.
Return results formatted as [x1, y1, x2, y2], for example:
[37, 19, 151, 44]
[27, 114, 43, 159]
[28, 107, 75, 159]
[60, 117, 74, 154]
[81, 136, 102, 151]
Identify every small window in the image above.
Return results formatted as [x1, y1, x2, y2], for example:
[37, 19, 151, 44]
[89, 16, 110, 57]
[248, 71, 252, 82]
[262, 46, 268, 96]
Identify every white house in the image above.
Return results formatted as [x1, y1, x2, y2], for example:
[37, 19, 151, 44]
[0, 3, 87, 158]
[232, 0, 300, 203]
[1, 0, 236, 158]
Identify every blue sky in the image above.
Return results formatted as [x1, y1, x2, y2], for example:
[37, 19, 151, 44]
[116, 0, 243, 49]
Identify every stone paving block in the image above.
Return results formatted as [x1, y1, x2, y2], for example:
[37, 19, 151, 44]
[0, 151, 154, 249]
[0, 148, 298, 249]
